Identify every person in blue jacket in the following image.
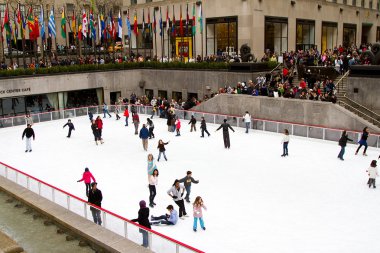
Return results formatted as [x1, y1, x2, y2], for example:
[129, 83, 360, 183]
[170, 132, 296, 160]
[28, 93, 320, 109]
[139, 124, 150, 151]
[150, 205, 178, 225]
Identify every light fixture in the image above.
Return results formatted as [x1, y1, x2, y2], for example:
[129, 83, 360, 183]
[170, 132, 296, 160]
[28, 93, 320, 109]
[356, 10, 360, 15]
[291, 1, 296, 6]
[340, 8, 343, 13]
[318, 4, 322, 10]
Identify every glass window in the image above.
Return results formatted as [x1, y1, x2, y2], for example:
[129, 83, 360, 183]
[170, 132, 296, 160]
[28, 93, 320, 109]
[131, 25, 153, 51]
[66, 3, 74, 13]
[369, 0, 373, 8]
[343, 0, 347, 4]
[131, 0, 137, 5]
[343, 24, 356, 47]
[296, 20, 315, 51]
[352, 0, 357, 6]
[322, 22, 338, 52]
[205, 17, 238, 57]
[376, 27, 380, 41]
[361, 0, 365, 7]
[265, 17, 288, 54]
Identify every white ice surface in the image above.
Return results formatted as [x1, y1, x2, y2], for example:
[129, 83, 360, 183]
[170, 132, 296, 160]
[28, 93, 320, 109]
[0, 115, 379, 253]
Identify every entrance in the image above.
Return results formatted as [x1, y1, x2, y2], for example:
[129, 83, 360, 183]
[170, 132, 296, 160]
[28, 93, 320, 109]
[110, 91, 121, 105]
[361, 24, 372, 44]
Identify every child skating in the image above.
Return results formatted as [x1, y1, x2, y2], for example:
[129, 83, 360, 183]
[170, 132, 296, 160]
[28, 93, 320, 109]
[148, 169, 159, 208]
[77, 167, 96, 197]
[367, 160, 378, 188]
[157, 140, 169, 161]
[63, 119, 75, 138]
[179, 171, 199, 203]
[281, 129, 290, 157]
[193, 196, 207, 232]
[175, 118, 181, 136]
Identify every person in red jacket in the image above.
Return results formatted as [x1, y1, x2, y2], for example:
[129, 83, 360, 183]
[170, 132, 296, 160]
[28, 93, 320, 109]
[123, 108, 129, 126]
[175, 118, 181, 136]
[132, 112, 140, 135]
[77, 167, 96, 197]
[95, 116, 103, 140]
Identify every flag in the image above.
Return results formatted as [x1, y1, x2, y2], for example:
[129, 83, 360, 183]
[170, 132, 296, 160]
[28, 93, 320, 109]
[78, 14, 82, 40]
[198, 3, 203, 34]
[142, 9, 145, 37]
[166, 6, 169, 32]
[186, 3, 189, 35]
[27, 6, 35, 40]
[153, 8, 156, 34]
[179, 5, 183, 37]
[82, 9, 88, 38]
[72, 11, 76, 39]
[17, 4, 21, 25]
[133, 10, 138, 35]
[40, 5, 45, 40]
[126, 10, 131, 39]
[147, 8, 151, 38]
[48, 7, 56, 38]
[118, 10, 122, 39]
[172, 5, 176, 37]
[159, 7, 162, 37]
[100, 13, 105, 40]
[111, 11, 116, 39]
[98, 14, 101, 40]
[21, 11, 26, 39]
[34, 15, 40, 39]
[3, 4, 11, 43]
[14, 10, 18, 41]
[192, 3, 196, 36]
[90, 10, 96, 40]
[0, 11, 3, 43]
[61, 6, 66, 39]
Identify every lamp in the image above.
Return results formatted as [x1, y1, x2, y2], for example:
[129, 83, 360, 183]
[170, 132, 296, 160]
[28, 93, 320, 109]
[340, 8, 343, 13]
[318, 4, 322, 10]
[291, 1, 296, 6]
[356, 10, 360, 15]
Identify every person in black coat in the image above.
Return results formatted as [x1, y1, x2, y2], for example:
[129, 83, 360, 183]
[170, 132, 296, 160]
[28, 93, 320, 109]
[91, 120, 101, 145]
[22, 124, 35, 152]
[215, 119, 235, 149]
[63, 119, 75, 138]
[167, 112, 173, 132]
[131, 200, 151, 248]
[356, 127, 369, 156]
[189, 115, 197, 132]
[88, 182, 103, 225]
[200, 117, 210, 138]
[338, 130, 353, 161]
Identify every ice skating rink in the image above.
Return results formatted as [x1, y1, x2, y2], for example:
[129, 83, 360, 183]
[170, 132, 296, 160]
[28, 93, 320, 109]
[0, 115, 379, 253]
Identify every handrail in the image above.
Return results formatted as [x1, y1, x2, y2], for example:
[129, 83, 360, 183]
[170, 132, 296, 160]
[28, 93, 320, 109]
[338, 100, 380, 125]
[339, 95, 380, 119]
[336, 70, 350, 94]
[269, 63, 282, 74]
[0, 161, 204, 253]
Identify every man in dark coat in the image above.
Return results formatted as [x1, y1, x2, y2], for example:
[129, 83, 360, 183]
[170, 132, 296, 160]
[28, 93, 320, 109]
[88, 182, 103, 225]
[139, 124, 149, 151]
[63, 119, 75, 138]
[200, 117, 210, 137]
[215, 119, 235, 149]
[22, 124, 35, 152]
[131, 200, 151, 248]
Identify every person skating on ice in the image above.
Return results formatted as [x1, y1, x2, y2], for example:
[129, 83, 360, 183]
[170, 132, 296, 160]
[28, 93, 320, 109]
[22, 124, 35, 152]
[123, 107, 129, 126]
[167, 179, 187, 219]
[367, 160, 378, 188]
[139, 124, 149, 151]
[175, 118, 181, 136]
[132, 112, 140, 135]
[88, 182, 103, 225]
[179, 171, 199, 203]
[25, 113, 34, 126]
[215, 119, 235, 149]
[147, 154, 157, 180]
[200, 117, 210, 137]
[150, 205, 178, 226]
[148, 169, 159, 208]
[102, 103, 112, 118]
[356, 127, 370, 156]
[192, 196, 207, 232]
[91, 120, 102, 145]
[189, 115, 197, 132]
[131, 200, 151, 248]
[88, 111, 94, 121]
[77, 167, 96, 197]
[147, 118, 155, 139]
[114, 105, 121, 120]
[157, 139, 169, 161]
[338, 130, 353, 161]
[63, 119, 75, 138]
[95, 116, 104, 142]
[281, 129, 290, 157]
[243, 111, 251, 133]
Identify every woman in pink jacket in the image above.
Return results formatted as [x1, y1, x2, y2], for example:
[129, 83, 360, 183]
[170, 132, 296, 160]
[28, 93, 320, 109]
[77, 168, 96, 197]
[193, 196, 207, 232]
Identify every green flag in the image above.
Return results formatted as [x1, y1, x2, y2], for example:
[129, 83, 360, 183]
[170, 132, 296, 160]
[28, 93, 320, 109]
[61, 7, 66, 39]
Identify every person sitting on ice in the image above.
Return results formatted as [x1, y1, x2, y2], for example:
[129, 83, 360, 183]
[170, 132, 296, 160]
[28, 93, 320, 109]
[150, 205, 178, 226]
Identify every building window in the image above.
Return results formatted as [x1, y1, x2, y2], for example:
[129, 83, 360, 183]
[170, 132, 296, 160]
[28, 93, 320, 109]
[265, 17, 288, 54]
[361, 0, 365, 7]
[352, 0, 357, 6]
[131, 25, 153, 51]
[206, 17, 238, 57]
[369, 0, 373, 8]
[296, 19, 315, 51]
[343, 24, 356, 47]
[376, 27, 380, 41]
[66, 3, 74, 13]
[131, 0, 137, 5]
[322, 22, 338, 52]
[343, 0, 347, 4]
[146, 0, 152, 2]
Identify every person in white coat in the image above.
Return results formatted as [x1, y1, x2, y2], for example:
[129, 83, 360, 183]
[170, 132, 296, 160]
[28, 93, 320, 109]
[243, 111, 251, 133]
[367, 160, 378, 188]
[281, 129, 290, 157]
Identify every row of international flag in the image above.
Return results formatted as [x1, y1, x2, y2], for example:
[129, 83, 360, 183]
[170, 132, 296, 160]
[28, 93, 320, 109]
[0, 2, 203, 47]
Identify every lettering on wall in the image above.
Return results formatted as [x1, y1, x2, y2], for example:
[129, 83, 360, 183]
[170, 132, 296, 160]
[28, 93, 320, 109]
[0, 88, 31, 94]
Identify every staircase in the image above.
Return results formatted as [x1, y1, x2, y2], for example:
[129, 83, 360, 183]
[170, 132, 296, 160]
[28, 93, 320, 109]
[335, 71, 380, 128]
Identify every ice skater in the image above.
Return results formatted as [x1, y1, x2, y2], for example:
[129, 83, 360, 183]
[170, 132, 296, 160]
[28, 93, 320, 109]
[192, 196, 207, 232]
[356, 127, 369, 156]
[95, 116, 104, 142]
[88, 182, 103, 225]
[147, 154, 157, 180]
[102, 103, 112, 118]
[25, 113, 34, 126]
[147, 118, 155, 139]
[157, 140, 169, 162]
[338, 130, 352, 161]
[243, 111, 251, 133]
[91, 120, 103, 145]
[189, 115, 197, 132]
[63, 119, 75, 138]
[114, 105, 121, 120]
[167, 179, 187, 219]
[139, 124, 149, 151]
[148, 169, 159, 208]
[179, 171, 199, 203]
[200, 117, 210, 138]
[22, 124, 35, 152]
[131, 200, 151, 248]
[88, 111, 94, 121]
[123, 107, 129, 126]
[215, 119, 235, 149]
[132, 112, 140, 135]
[77, 167, 96, 197]
[150, 205, 178, 226]
[281, 129, 290, 157]
[175, 118, 181, 136]
[367, 160, 378, 188]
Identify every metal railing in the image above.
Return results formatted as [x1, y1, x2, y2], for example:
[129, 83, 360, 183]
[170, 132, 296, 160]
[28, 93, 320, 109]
[338, 98, 380, 126]
[336, 70, 350, 95]
[0, 161, 204, 253]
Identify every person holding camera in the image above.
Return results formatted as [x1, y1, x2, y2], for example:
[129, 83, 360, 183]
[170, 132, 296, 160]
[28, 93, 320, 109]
[167, 180, 187, 219]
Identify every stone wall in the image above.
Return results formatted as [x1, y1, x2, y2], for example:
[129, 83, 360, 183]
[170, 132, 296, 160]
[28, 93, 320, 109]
[347, 76, 380, 115]
[193, 94, 380, 133]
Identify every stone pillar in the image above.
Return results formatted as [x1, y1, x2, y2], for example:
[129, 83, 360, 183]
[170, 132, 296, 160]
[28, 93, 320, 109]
[182, 89, 188, 101]
[103, 88, 110, 105]
[315, 20, 322, 52]
[288, 17, 296, 52]
[58, 92, 65, 110]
